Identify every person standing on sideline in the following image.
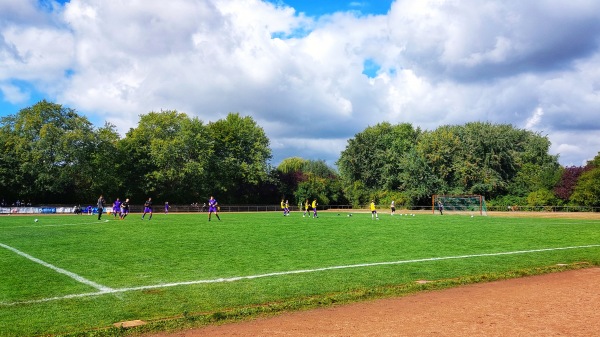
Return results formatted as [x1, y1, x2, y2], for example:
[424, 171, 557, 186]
[437, 200, 444, 215]
[142, 197, 153, 220]
[390, 200, 396, 216]
[120, 198, 130, 219]
[311, 198, 318, 218]
[208, 196, 221, 221]
[112, 198, 121, 219]
[370, 200, 379, 220]
[164, 201, 170, 214]
[97, 195, 105, 220]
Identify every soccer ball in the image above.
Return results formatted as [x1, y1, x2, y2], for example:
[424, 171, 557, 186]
[34, 219, 38, 222]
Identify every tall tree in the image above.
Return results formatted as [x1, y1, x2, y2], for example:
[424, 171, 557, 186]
[0, 100, 113, 204]
[337, 122, 419, 193]
[206, 113, 272, 203]
[117, 110, 210, 203]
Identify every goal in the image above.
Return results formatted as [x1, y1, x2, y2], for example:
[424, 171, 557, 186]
[432, 194, 487, 216]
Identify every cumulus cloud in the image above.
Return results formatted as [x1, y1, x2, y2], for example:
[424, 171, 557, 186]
[1, 0, 600, 166]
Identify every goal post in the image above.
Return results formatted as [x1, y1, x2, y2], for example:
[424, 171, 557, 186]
[432, 194, 487, 216]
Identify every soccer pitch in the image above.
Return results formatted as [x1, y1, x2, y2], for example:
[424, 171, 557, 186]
[1, 212, 599, 336]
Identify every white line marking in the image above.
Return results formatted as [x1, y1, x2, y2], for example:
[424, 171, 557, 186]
[0, 243, 114, 293]
[1, 244, 599, 306]
[6, 220, 109, 229]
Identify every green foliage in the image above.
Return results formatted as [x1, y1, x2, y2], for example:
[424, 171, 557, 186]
[337, 121, 563, 205]
[288, 159, 345, 205]
[1, 214, 599, 335]
[207, 113, 272, 202]
[337, 122, 419, 191]
[0, 100, 117, 203]
[117, 110, 211, 203]
[570, 153, 600, 206]
[526, 189, 558, 206]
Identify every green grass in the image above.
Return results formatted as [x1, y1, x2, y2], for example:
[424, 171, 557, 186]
[1, 211, 599, 336]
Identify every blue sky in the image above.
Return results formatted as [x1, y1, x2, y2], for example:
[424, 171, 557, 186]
[1, 0, 600, 167]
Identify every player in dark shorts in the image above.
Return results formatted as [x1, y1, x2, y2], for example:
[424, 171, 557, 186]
[120, 198, 130, 220]
[97, 195, 105, 220]
[142, 197, 153, 220]
[208, 196, 221, 221]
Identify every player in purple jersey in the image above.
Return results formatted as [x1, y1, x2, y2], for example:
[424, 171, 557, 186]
[164, 201, 170, 214]
[112, 198, 121, 218]
[208, 196, 221, 221]
[142, 197, 153, 220]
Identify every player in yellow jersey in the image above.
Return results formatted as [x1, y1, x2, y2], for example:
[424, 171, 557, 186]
[281, 199, 286, 216]
[303, 199, 310, 217]
[370, 200, 379, 220]
[312, 198, 318, 218]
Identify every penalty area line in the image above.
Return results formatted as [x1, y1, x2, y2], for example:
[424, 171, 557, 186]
[0, 243, 114, 293]
[2, 244, 599, 306]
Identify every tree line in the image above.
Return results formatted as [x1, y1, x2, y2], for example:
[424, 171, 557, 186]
[1, 100, 598, 208]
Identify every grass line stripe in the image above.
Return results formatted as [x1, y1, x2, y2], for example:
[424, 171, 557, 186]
[0, 243, 114, 293]
[2, 244, 598, 307]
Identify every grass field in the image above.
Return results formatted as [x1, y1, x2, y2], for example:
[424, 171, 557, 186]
[1, 211, 599, 336]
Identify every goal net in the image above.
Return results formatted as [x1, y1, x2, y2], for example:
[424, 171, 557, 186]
[432, 194, 487, 216]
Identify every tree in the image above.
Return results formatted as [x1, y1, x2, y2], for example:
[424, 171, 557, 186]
[117, 110, 211, 203]
[206, 113, 272, 203]
[570, 153, 600, 207]
[337, 122, 419, 196]
[294, 159, 345, 206]
[0, 100, 115, 203]
[554, 166, 587, 202]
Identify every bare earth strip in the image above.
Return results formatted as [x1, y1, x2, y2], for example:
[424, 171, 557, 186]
[145, 267, 600, 337]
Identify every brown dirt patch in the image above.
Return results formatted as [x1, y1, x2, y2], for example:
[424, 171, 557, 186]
[146, 267, 600, 337]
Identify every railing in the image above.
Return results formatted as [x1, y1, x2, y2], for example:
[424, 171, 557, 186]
[1, 204, 598, 214]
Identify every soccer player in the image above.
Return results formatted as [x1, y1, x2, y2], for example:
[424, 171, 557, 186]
[142, 197, 153, 220]
[312, 198, 318, 218]
[437, 200, 444, 215]
[208, 196, 221, 221]
[303, 199, 309, 217]
[285, 200, 290, 216]
[97, 195, 105, 220]
[112, 198, 121, 218]
[390, 200, 396, 216]
[370, 200, 379, 220]
[280, 199, 286, 216]
[120, 198, 130, 220]
[164, 201, 170, 214]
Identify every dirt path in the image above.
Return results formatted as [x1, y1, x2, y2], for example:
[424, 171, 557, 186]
[146, 267, 600, 336]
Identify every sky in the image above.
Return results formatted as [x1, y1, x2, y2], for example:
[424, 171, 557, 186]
[1, 0, 600, 168]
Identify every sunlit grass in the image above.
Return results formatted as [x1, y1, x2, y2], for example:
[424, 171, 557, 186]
[1, 212, 599, 336]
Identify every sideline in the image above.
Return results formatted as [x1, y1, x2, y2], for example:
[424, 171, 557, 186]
[2, 244, 599, 306]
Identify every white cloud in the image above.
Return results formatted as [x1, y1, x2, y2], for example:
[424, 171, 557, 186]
[0, 83, 29, 104]
[1, 0, 600, 167]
